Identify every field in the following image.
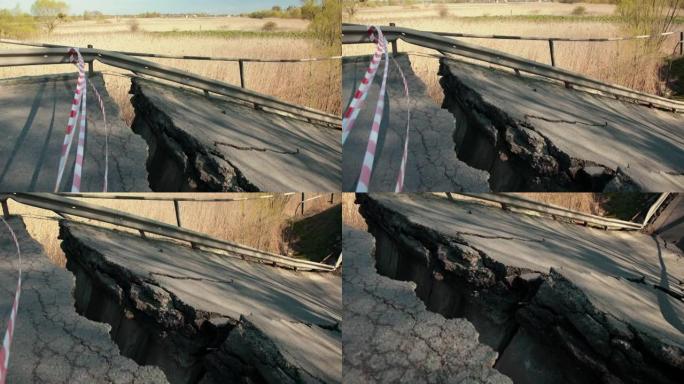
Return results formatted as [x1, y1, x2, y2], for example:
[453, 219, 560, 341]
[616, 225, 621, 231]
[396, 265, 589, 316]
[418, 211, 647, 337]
[7, 193, 340, 267]
[343, 2, 683, 102]
[0, 16, 341, 123]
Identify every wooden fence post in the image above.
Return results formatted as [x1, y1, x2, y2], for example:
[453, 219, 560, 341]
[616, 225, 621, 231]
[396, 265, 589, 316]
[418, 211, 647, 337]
[173, 200, 182, 228]
[390, 23, 398, 54]
[548, 39, 556, 67]
[300, 193, 305, 215]
[238, 59, 245, 88]
[1, 199, 9, 218]
[87, 44, 94, 76]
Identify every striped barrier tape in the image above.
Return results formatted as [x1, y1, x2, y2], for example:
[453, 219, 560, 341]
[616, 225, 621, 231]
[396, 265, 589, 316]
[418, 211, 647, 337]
[356, 26, 389, 192]
[0, 217, 22, 384]
[72, 69, 87, 193]
[88, 82, 108, 192]
[54, 48, 86, 192]
[392, 56, 410, 193]
[342, 26, 386, 144]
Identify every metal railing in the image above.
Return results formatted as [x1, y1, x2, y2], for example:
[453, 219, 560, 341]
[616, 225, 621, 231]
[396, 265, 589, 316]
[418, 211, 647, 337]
[0, 193, 337, 272]
[0, 38, 342, 90]
[0, 46, 341, 127]
[342, 24, 684, 113]
[444, 192, 670, 231]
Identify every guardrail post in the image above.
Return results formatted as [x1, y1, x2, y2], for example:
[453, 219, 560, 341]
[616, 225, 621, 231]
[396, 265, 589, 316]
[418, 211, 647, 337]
[548, 39, 556, 67]
[173, 200, 182, 228]
[329, 193, 334, 204]
[87, 44, 94, 76]
[301, 193, 305, 215]
[680, 32, 683, 56]
[1, 199, 9, 218]
[389, 23, 398, 54]
[238, 59, 245, 88]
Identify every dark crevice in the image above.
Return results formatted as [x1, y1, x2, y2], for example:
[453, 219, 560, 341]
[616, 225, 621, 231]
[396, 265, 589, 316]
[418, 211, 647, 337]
[357, 195, 683, 384]
[438, 61, 640, 192]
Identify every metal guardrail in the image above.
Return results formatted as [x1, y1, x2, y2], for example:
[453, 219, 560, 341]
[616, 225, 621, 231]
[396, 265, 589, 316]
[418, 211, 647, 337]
[0, 47, 341, 127]
[446, 192, 669, 231]
[0, 193, 336, 272]
[342, 24, 684, 113]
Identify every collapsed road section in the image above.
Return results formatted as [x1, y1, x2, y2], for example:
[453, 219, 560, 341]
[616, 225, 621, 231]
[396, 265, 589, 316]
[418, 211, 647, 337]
[130, 77, 341, 192]
[59, 220, 342, 384]
[343, 226, 511, 384]
[440, 59, 684, 192]
[356, 193, 683, 384]
[342, 54, 490, 192]
[0, 217, 167, 384]
[0, 73, 150, 192]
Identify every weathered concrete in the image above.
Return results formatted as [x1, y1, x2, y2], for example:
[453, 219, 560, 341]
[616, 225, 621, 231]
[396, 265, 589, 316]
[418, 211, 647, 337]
[342, 226, 511, 384]
[59, 220, 341, 384]
[342, 54, 490, 192]
[0, 217, 167, 383]
[0, 73, 150, 192]
[358, 193, 684, 384]
[440, 59, 684, 192]
[130, 77, 341, 192]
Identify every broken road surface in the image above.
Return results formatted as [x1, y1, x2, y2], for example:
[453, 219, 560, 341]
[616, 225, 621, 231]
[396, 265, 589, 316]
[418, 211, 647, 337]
[342, 54, 490, 192]
[0, 74, 150, 192]
[130, 77, 341, 192]
[357, 193, 683, 384]
[0, 217, 167, 383]
[60, 220, 341, 384]
[343, 226, 511, 384]
[441, 59, 684, 191]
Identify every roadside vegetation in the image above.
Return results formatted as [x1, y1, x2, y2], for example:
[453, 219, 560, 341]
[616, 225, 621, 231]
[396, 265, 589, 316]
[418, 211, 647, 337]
[343, 0, 683, 101]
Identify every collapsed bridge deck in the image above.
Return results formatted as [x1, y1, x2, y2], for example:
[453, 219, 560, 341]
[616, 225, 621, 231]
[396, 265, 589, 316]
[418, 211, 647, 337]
[357, 193, 683, 384]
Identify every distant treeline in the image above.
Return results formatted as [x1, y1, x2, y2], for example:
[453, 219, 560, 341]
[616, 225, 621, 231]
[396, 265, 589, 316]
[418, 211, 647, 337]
[242, 0, 323, 20]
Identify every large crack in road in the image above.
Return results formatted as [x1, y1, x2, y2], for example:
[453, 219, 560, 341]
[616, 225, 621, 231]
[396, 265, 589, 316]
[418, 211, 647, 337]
[355, 193, 683, 384]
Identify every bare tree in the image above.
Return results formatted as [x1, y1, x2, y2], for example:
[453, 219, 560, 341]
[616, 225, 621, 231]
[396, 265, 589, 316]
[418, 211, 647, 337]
[31, 0, 68, 33]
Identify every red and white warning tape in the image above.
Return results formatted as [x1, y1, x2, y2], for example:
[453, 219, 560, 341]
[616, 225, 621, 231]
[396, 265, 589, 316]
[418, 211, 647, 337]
[356, 26, 389, 192]
[343, 26, 412, 192]
[342, 26, 386, 145]
[88, 82, 108, 192]
[392, 56, 410, 193]
[72, 70, 87, 193]
[0, 217, 22, 384]
[54, 48, 86, 192]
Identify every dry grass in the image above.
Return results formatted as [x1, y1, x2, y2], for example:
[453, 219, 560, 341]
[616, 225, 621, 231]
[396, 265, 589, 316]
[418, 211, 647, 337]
[514, 193, 604, 215]
[54, 16, 309, 34]
[6, 193, 339, 267]
[344, 11, 680, 102]
[352, 2, 617, 20]
[0, 21, 340, 123]
[342, 193, 367, 230]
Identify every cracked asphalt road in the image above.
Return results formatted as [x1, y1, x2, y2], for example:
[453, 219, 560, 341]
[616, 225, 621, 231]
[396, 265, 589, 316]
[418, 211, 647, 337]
[0, 73, 151, 192]
[342, 226, 511, 384]
[342, 54, 490, 192]
[0, 217, 167, 383]
[131, 77, 341, 192]
[441, 60, 684, 191]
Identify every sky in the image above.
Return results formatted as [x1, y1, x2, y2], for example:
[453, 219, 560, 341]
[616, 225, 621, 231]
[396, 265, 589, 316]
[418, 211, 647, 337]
[1, 0, 304, 15]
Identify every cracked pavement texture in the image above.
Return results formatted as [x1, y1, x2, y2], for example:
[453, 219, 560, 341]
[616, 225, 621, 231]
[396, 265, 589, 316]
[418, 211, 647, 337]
[360, 194, 684, 350]
[0, 217, 167, 383]
[441, 60, 684, 191]
[131, 77, 341, 192]
[0, 73, 151, 192]
[61, 220, 341, 328]
[342, 54, 490, 192]
[342, 226, 511, 384]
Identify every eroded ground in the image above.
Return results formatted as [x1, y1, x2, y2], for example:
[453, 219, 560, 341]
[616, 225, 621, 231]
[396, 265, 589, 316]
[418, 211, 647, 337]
[356, 194, 683, 384]
[440, 59, 684, 192]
